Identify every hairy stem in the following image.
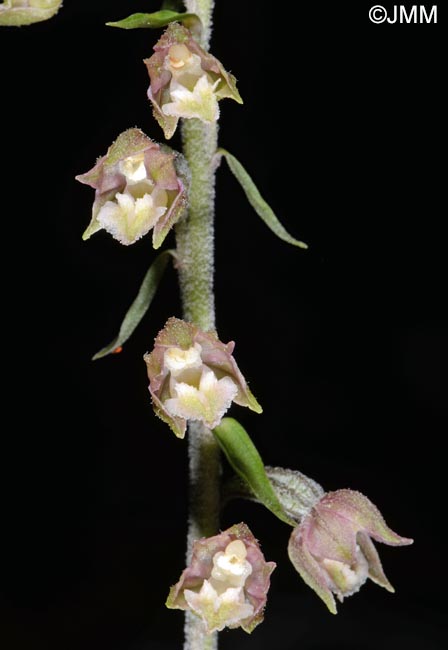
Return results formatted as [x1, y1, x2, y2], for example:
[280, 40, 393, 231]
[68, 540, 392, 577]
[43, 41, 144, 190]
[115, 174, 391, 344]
[176, 119, 217, 332]
[175, 118, 219, 650]
[175, 2, 219, 646]
[184, 0, 215, 48]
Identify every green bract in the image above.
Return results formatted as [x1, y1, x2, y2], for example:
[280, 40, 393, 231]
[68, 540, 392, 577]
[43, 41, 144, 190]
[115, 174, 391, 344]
[92, 250, 175, 360]
[106, 9, 202, 39]
[218, 149, 308, 249]
[213, 419, 296, 527]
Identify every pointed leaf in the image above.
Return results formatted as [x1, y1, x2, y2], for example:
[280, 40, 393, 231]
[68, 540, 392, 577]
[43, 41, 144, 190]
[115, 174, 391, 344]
[213, 418, 295, 526]
[106, 10, 202, 38]
[92, 250, 174, 360]
[218, 149, 308, 249]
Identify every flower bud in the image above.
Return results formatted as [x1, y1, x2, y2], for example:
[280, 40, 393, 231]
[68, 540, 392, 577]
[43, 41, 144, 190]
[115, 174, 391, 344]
[288, 489, 413, 613]
[166, 523, 275, 634]
[0, 1, 62, 26]
[144, 23, 243, 139]
[265, 466, 325, 521]
[75, 128, 187, 248]
[144, 317, 262, 438]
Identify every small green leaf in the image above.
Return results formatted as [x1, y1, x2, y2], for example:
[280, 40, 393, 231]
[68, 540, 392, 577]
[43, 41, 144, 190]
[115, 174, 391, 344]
[218, 149, 308, 249]
[92, 250, 174, 360]
[213, 418, 296, 526]
[106, 10, 201, 38]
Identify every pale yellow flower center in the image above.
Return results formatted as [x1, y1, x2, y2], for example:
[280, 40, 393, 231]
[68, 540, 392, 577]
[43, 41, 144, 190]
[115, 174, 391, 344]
[96, 153, 169, 245]
[322, 545, 369, 597]
[168, 44, 193, 69]
[164, 344, 202, 376]
[163, 344, 238, 429]
[119, 153, 147, 183]
[183, 540, 254, 632]
[161, 44, 220, 123]
[211, 540, 253, 590]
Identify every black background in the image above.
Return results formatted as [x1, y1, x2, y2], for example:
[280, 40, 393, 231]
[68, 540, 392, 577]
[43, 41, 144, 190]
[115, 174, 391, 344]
[1, 1, 445, 649]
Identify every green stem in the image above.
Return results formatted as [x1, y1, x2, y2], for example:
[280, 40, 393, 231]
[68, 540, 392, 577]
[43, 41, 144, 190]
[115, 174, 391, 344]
[184, 0, 215, 48]
[175, 120, 217, 332]
[176, 116, 219, 650]
[176, 119, 220, 650]
[176, 3, 218, 647]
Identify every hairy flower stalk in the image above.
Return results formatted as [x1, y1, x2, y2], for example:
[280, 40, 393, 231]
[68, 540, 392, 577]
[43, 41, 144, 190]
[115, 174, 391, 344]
[177, 117, 219, 650]
[176, 2, 219, 648]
